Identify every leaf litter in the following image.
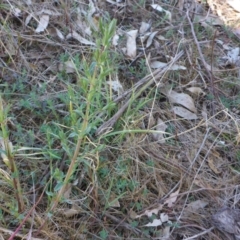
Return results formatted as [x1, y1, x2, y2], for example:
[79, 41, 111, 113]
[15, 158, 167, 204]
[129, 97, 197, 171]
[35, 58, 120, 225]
[167, 90, 197, 113]
[1, 0, 240, 239]
[152, 118, 167, 143]
[35, 15, 49, 33]
[126, 29, 138, 59]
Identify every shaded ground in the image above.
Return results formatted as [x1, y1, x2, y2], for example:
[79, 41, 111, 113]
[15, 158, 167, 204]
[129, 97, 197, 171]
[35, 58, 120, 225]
[1, 0, 240, 239]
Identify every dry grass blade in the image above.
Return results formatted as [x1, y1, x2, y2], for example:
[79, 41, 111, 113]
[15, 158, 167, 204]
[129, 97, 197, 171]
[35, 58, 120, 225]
[0, 227, 44, 240]
[184, 227, 215, 240]
[2, 0, 240, 239]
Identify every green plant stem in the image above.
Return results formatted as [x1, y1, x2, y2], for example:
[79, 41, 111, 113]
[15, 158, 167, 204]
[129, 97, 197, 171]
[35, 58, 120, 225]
[50, 65, 98, 211]
[49, 136, 83, 211]
[49, 19, 116, 211]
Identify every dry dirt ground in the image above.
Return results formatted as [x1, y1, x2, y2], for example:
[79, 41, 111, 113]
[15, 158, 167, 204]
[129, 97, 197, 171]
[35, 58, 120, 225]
[1, 0, 240, 239]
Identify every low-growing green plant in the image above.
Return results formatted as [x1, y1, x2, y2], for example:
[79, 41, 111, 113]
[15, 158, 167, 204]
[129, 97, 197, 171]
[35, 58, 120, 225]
[0, 18, 119, 227]
[49, 19, 118, 210]
[99, 229, 108, 239]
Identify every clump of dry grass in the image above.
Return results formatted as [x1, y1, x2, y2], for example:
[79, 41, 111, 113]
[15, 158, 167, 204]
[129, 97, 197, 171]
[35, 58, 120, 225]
[1, 0, 240, 239]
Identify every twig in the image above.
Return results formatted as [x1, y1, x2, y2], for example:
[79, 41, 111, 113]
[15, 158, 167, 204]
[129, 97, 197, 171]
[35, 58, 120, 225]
[186, 11, 217, 98]
[184, 227, 215, 240]
[8, 186, 47, 240]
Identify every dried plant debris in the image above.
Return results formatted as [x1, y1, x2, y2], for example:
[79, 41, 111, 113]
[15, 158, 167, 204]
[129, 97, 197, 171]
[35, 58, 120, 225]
[212, 208, 240, 239]
[2, 0, 240, 239]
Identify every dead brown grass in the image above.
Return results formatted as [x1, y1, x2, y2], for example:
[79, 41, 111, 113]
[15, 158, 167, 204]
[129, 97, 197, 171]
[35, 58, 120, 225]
[1, 0, 240, 239]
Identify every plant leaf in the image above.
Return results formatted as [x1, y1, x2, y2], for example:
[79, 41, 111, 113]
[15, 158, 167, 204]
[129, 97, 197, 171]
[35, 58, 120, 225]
[145, 219, 163, 227]
[164, 189, 179, 207]
[35, 15, 49, 33]
[151, 4, 171, 20]
[168, 90, 197, 113]
[146, 31, 158, 48]
[126, 30, 138, 59]
[139, 22, 151, 34]
[172, 106, 198, 120]
[152, 118, 167, 143]
[135, 203, 163, 218]
[150, 61, 186, 70]
[144, 213, 169, 227]
[187, 87, 205, 96]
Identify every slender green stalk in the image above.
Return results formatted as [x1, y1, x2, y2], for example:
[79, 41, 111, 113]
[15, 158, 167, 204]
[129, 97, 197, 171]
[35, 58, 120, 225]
[49, 19, 117, 211]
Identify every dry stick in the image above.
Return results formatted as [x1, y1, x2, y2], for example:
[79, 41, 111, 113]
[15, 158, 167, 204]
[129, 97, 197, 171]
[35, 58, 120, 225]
[8, 186, 47, 240]
[186, 11, 217, 98]
[96, 50, 184, 136]
[184, 227, 215, 240]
